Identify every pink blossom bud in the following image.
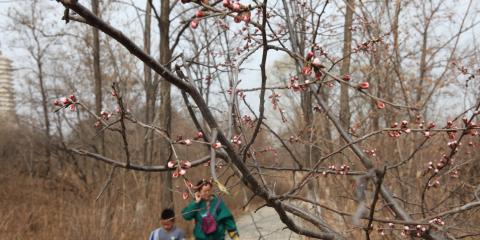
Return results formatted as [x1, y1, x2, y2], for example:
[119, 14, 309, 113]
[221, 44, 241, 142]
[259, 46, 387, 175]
[223, 0, 230, 7]
[302, 65, 312, 75]
[213, 142, 222, 149]
[196, 10, 206, 18]
[69, 95, 76, 102]
[232, 2, 241, 11]
[342, 74, 350, 81]
[306, 51, 314, 60]
[167, 161, 176, 168]
[179, 168, 186, 175]
[172, 170, 179, 178]
[62, 97, 70, 105]
[311, 58, 322, 67]
[196, 131, 204, 139]
[357, 82, 369, 89]
[182, 192, 189, 200]
[376, 101, 385, 109]
[181, 160, 192, 169]
[234, 15, 242, 23]
[190, 19, 199, 29]
[53, 99, 62, 106]
[69, 104, 75, 111]
[182, 139, 192, 145]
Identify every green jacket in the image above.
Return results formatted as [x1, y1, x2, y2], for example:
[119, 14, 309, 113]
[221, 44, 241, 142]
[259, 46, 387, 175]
[182, 195, 237, 240]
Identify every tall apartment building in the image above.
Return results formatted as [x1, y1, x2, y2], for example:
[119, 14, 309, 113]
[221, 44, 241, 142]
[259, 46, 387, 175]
[0, 50, 15, 121]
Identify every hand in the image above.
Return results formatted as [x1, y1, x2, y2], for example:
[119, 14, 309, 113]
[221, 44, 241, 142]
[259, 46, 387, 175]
[228, 231, 239, 240]
[194, 192, 201, 203]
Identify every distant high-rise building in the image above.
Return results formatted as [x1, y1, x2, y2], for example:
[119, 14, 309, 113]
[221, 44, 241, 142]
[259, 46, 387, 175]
[0, 50, 16, 121]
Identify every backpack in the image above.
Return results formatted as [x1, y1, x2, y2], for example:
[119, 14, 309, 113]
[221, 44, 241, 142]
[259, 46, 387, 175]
[201, 197, 222, 235]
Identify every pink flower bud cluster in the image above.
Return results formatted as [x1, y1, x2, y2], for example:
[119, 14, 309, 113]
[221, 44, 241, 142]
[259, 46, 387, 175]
[426, 154, 452, 174]
[94, 110, 113, 128]
[387, 120, 410, 138]
[427, 179, 441, 188]
[418, 121, 436, 138]
[288, 135, 300, 143]
[322, 164, 350, 176]
[363, 148, 377, 157]
[180, 179, 195, 200]
[429, 218, 445, 226]
[231, 135, 242, 145]
[53, 95, 77, 111]
[302, 53, 325, 81]
[288, 76, 308, 92]
[462, 116, 479, 136]
[378, 222, 429, 238]
[226, 88, 246, 99]
[353, 36, 385, 53]
[242, 115, 255, 128]
[168, 160, 192, 178]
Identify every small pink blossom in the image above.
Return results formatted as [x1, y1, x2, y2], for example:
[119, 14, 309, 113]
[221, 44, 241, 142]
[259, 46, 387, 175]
[181, 160, 192, 169]
[190, 19, 199, 29]
[357, 82, 369, 89]
[53, 99, 62, 106]
[213, 142, 222, 149]
[306, 51, 314, 60]
[196, 10, 206, 18]
[167, 160, 176, 168]
[376, 101, 385, 109]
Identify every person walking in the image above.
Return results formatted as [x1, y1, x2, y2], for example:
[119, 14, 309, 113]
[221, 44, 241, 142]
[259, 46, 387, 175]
[182, 179, 239, 240]
[149, 208, 186, 240]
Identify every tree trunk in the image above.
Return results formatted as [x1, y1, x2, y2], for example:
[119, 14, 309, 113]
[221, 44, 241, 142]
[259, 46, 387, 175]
[92, 0, 104, 155]
[37, 58, 51, 176]
[339, 0, 354, 131]
[158, 0, 173, 209]
[142, 0, 154, 200]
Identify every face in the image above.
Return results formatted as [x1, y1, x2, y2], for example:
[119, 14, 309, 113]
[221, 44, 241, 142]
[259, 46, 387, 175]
[160, 219, 174, 231]
[199, 184, 212, 200]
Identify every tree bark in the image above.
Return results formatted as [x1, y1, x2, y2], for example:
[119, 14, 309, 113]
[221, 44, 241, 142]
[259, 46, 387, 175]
[142, 0, 154, 199]
[37, 55, 51, 175]
[158, 0, 173, 208]
[339, 0, 354, 131]
[92, 0, 104, 154]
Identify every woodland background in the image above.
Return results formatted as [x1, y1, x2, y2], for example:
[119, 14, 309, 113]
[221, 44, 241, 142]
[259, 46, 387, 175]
[1, 0, 480, 239]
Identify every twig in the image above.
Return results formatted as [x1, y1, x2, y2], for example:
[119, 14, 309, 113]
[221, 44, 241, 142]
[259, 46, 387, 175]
[365, 166, 387, 240]
[96, 166, 116, 201]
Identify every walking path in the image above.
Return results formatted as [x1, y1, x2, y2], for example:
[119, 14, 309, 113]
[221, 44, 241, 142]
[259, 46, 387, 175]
[236, 207, 305, 240]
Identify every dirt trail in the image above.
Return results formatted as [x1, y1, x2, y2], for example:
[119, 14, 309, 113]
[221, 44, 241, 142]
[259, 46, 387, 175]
[236, 207, 305, 240]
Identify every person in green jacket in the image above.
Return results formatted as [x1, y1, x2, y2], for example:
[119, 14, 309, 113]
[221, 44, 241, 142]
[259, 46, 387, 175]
[182, 179, 239, 240]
